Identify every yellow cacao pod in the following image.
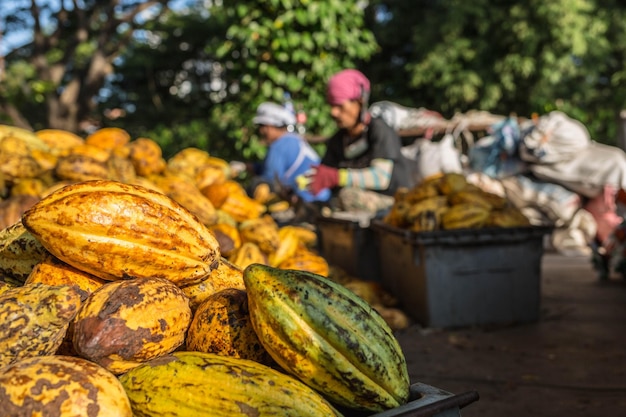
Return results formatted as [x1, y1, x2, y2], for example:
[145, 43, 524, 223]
[107, 154, 137, 183]
[448, 189, 494, 210]
[0, 355, 132, 416]
[167, 147, 213, 180]
[228, 242, 268, 270]
[25, 253, 106, 297]
[119, 351, 342, 417]
[35, 128, 85, 155]
[195, 161, 229, 190]
[239, 216, 281, 254]
[186, 288, 274, 365]
[55, 154, 111, 182]
[0, 283, 82, 367]
[441, 203, 491, 230]
[221, 192, 266, 223]
[278, 248, 330, 277]
[0, 219, 48, 285]
[72, 277, 192, 375]
[126, 137, 167, 176]
[201, 179, 247, 208]
[85, 127, 131, 150]
[243, 264, 410, 412]
[208, 222, 242, 257]
[268, 226, 301, 267]
[181, 257, 245, 311]
[486, 206, 532, 228]
[22, 180, 221, 285]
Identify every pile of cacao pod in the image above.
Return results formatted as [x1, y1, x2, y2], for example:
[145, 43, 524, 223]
[0, 124, 412, 416]
[383, 172, 531, 232]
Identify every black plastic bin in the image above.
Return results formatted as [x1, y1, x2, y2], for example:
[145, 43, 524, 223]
[342, 383, 479, 417]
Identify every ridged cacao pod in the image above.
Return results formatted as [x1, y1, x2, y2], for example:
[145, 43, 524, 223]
[0, 219, 48, 285]
[186, 288, 274, 364]
[35, 128, 85, 156]
[119, 351, 341, 417]
[55, 153, 111, 182]
[72, 277, 192, 375]
[22, 180, 221, 285]
[243, 264, 411, 412]
[441, 203, 491, 230]
[167, 147, 214, 180]
[0, 355, 132, 416]
[181, 257, 245, 311]
[0, 283, 82, 367]
[277, 248, 330, 277]
[25, 253, 106, 298]
[126, 137, 167, 176]
[85, 127, 131, 150]
[229, 242, 268, 270]
[239, 216, 280, 254]
[208, 222, 242, 257]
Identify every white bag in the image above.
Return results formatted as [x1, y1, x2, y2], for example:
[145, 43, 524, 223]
[530, 142, 626, 198]
[519, 111, 591, 164]
[500, 174, 582, 227]
[402, 134, 463, 184]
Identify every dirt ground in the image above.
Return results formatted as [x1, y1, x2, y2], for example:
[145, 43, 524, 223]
[393, 252, 626, 417]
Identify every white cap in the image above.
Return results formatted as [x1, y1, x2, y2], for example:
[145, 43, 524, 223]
[253, 102, 296, 127]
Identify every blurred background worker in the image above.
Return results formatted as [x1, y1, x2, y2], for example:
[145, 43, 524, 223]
[306, 69, 414, 215]
[248, 101, 331, 206]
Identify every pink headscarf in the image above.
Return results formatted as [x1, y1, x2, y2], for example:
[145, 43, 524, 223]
[326, 69, 370, 106]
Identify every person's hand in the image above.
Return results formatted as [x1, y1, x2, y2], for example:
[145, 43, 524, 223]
[307, 164, 339, 196]
[228, 160, 247, 178]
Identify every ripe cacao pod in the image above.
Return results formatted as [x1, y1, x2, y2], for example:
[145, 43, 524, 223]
[22, 180, 221, 285]
[181, 257, 245, 311]
[186, 288, 274, 364]
[72, 277, 192, 375]
[119, 351, 342, 417]
[0, 283, 82, 367]
[0, 355, 132, 416]
[243, 264, 410, 412]
[0, 219, 48, 285]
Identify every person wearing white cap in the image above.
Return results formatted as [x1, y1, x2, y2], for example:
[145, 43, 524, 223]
[248, 102, 331, 204]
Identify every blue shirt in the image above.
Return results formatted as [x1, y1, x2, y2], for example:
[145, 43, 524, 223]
[261, 133, 331, 202]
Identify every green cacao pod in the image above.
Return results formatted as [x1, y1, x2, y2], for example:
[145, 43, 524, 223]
[243, 264, 410, 412]
[119, 351, 341, 417]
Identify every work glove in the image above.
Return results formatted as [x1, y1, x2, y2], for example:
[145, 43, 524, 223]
[307, 164, 345, 196]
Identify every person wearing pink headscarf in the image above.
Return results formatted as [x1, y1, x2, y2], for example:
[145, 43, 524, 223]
[306, 69, 414, 214]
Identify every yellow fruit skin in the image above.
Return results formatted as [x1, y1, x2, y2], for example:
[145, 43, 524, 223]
[22, 180, 220, 286]
[229, 242, 268, 270]
[441, 203, 491, 230]
[0, 283, 82, 367]
[448, 189, 494, 210]
[243, 264, 410, 412]
[0, 220, 48, 285]
[25, 253, 106, 298]
[0, 355, 132, 417]
[186, 288, 274, 365]
[239, 217, 280, 254]
[72, 277, 192, 375]
[269, 227, 300, 267]
[278, 248, 330, 277]
[119, 351, 342, 417]
[181, 257, 245, 311]
[208, 222, 242, 257]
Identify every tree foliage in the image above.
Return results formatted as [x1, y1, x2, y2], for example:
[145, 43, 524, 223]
[366, 0, 626, 142]
[1, 0, 171, 132]
[2, 0, 626, 152]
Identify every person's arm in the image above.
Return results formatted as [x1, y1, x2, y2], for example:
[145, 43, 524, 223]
[340, 158, 393, 190]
